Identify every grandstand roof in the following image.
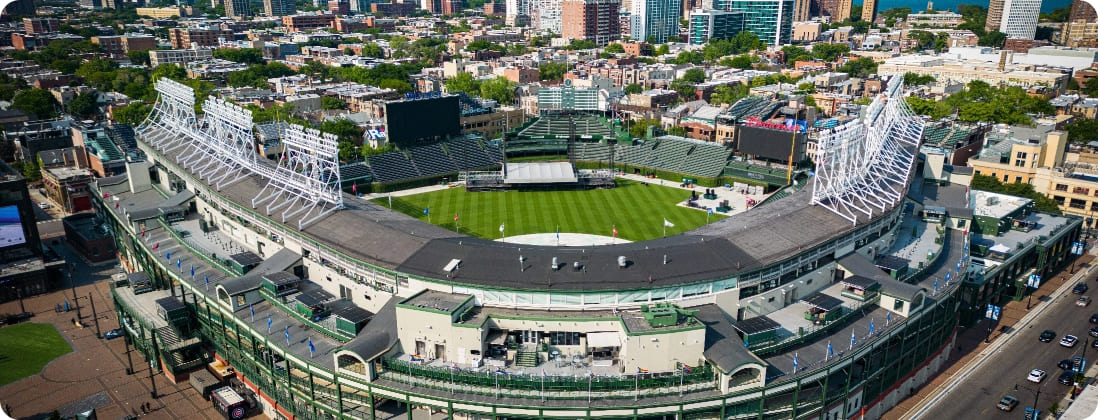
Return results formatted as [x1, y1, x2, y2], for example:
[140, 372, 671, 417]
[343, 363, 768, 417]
[504, 162, 578, 184]
[140, 121, 908, 292]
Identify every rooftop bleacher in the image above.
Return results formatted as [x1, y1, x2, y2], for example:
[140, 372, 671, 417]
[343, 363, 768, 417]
[364, 137, 502, 184]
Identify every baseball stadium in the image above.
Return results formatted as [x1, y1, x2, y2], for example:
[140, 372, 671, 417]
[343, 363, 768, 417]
[95, 75, 1082, 420]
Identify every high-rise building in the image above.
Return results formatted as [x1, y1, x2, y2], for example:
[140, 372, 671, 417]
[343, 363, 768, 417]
[505, 0, 531, 25]
[793, 0, 810, 21]
[484, 1, 505, 15]
[533, 0, 564, 33]
[996, 0, 1041, 39]
[421, 0, 441, 13]
[715, 0, 793, 46]
[815, 0, 846, 20]
[265, 0, 296, 16]
[442, 0, 462, 14]
[562, 0, 622, 45]
[329, 0, 351, 14]
[630, 0, 682, 43]
[986, 0, 1005, 33]
[168, 27, 234, 48]
[1069, 0, 1097, 22]
[688, 8, 746, 44]
[835, 0, 853, 21]
[349, 0, 379, 13]
[224, 0, 252, 17]
[861, 0, 878, 23]
[23, 18, 60, 34]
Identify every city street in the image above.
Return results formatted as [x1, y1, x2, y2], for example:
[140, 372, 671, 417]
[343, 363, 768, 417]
[919, 265, 1098, 418]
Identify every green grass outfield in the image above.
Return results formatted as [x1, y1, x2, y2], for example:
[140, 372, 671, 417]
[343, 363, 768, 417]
[377, 179, 725, 241]
[0, 322, 72, 386]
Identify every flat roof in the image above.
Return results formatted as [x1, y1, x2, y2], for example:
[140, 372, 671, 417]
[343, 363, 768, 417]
[263, 271, 299, 286]
[731, 315, 781, 335]
[504, 162, 578, 184]
[401, 290, 470, 313]
[841, 275, 879, 290]
[229, 251, 263, 266]
[138, 122, 912, 292]
[875, 255, 909, 271]
[801, 293, 844, 312]
[333, 304, 373, 324]
[295, 288, 336, 308]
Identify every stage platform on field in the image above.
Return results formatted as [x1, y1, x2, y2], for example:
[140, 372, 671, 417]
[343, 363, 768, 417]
[504, 162, 579, 184]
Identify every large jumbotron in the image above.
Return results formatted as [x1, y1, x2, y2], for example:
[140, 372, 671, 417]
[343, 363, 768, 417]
[94, 74, 1078, 420]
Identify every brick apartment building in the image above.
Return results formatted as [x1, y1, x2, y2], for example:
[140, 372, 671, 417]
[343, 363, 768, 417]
[372, 1, 416, 15]
[23, 18, 60, 34]
[91, 34, 157, 59]
[169, 27, 234, 49]
[561, 0, 621, 45]
[282, 14, 337, 31]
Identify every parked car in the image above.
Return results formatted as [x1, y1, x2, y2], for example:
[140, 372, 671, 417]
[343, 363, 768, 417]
[1059, 370, 1076, 385]
[1080, 296, 1092, 307]
[997, 395, 1019, 411]
[1090, 326, 1098, 338]
[1061, 334, 1079, 348]
[1027, 369, 1047, 383]
[1059, 359, 1074, 370]
[37, 201, 49, 209]
[1040, 330, 1057, 342]
[1024, 407, 1040, 420]
[1091, 313, 1098, 324]
[1075, 283, 1089, 294]
[103, 328, 124, 340]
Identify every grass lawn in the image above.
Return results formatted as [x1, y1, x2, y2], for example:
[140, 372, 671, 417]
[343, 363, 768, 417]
[0, 322, 72, 386]
[377, 179, 725, 241]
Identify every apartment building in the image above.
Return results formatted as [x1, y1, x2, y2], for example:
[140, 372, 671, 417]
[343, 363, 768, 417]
[562, 0, 622, 45]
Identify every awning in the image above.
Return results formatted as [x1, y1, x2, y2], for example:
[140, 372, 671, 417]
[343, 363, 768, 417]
[586, 332, 621, 348]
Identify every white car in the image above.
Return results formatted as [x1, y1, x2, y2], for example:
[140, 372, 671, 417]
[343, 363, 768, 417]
[1061, 334, 1079, 348]
[37, 202, 49, 209]
[1027, 369, 1047, 383]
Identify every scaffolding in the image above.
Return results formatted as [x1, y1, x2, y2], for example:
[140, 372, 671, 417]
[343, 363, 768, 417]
[811, 76, 925, 224]
[252, 124, 344, 230]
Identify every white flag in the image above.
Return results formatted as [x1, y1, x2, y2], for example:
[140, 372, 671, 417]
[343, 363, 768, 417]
[663, 219, 674, 228]
[499, 223, 505, 233]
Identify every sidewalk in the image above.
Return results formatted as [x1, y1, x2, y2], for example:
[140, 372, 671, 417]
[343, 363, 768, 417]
[883, 254, 1094, 419]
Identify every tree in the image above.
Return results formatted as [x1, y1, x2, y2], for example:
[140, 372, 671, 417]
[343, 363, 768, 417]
[796, 82, 815, 93]
[811, 43, 850, 62]
[11, 89, 59, 119]
[538, 62, 570, 81]
[67, 92, 98, 119]
[151, 64, 187, 82]
[113, 102, 152, 125]
[321, 97, 347, 110]
[480, 77, 517, 104]
[903, 72, 936, 86]
[781, 46, 812, 66]
[978, 30, 1007, 47]
[682, 68, 706, 84]
[709, 83, 748, 105]
[565, 39, 598, 50]
[836, 57, 878, 78]
[1082, 78, 1098, 97]
[669, 78, 696, 100]
[654, 44, 670, 56]
[720, 54, 759, 69]
[446, 72, 482, 95]
[1065, 118, 1098, 142]
[126, 50, 150, 66]
[666, 126, 688, 137]
[670, 51, 704, 65]
[1040, 6, 1070, 22]
[213, 48, 265, 64]
[628, 118, 661, 138]
[624, 83, 643, 94]
[379, 79, 414, 93]
[905, 96, 953, 119]
[604, 43, 625, 54]
[361, 42, 385, 58]
[319, 118, 363, 147]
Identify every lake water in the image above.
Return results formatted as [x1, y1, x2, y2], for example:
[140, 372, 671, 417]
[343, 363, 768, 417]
[875, 0, 1073, 14]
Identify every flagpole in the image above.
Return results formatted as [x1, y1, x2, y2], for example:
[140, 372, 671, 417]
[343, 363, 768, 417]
[589, 373, 593, 402]
[495, 369, 499, 399]
[679, 367, 684, 397]
[409, 361, 415, 387]
[450, 365, 455, 394]
[541, 371, 546, 401]
[634, 371, 639, 401]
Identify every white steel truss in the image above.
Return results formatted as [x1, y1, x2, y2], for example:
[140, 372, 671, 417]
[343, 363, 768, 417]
[139, 78, 198, 151]
[178, 98, 257, 190]
[811, 76, 925, 224]
[252, 124, 344, 230]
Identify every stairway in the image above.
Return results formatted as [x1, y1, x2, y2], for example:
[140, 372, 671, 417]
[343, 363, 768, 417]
[515, 350, 539, 368]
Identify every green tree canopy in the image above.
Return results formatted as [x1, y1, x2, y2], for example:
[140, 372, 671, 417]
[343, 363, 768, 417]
[720, 54, 759, 69]
[445, 72, 482, 95]
[604, 43, 625, 54]
[1065, 118, 1098, 142]
[213, 48, 265, 64]
[811, 43, 850, 61]
[480, 77, 517, 104]
[977, 30, 1007, 47]
[624, 83, 643, 94]
[682, 68, 706, 83]
[12, 89, 59, 119]
[538, 62, 571, 81]
[67, 92, 98, 119]
[709, 83, 748, 105]
[112, 102, 152, 126]
[321, 97, 347, 110]
[126, 50, 150, 66]
[836, 57, 878, 78]
[903, 72, 936, 86]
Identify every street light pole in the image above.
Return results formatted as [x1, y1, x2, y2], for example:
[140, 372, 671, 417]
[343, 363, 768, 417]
[1027, 287, 1033, 311]
[1015, 383, 1042, 419]
[88, 292, 101, 338]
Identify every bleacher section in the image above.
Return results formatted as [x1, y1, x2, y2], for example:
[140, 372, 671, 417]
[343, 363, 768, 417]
[517, 115, 619, 139]
[722, 161, 791, 186]
[922, 122, 973, 149]
[724, 97, 769, 120]
[572, 137, 731, 179]
[364, 137, 502, 184]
